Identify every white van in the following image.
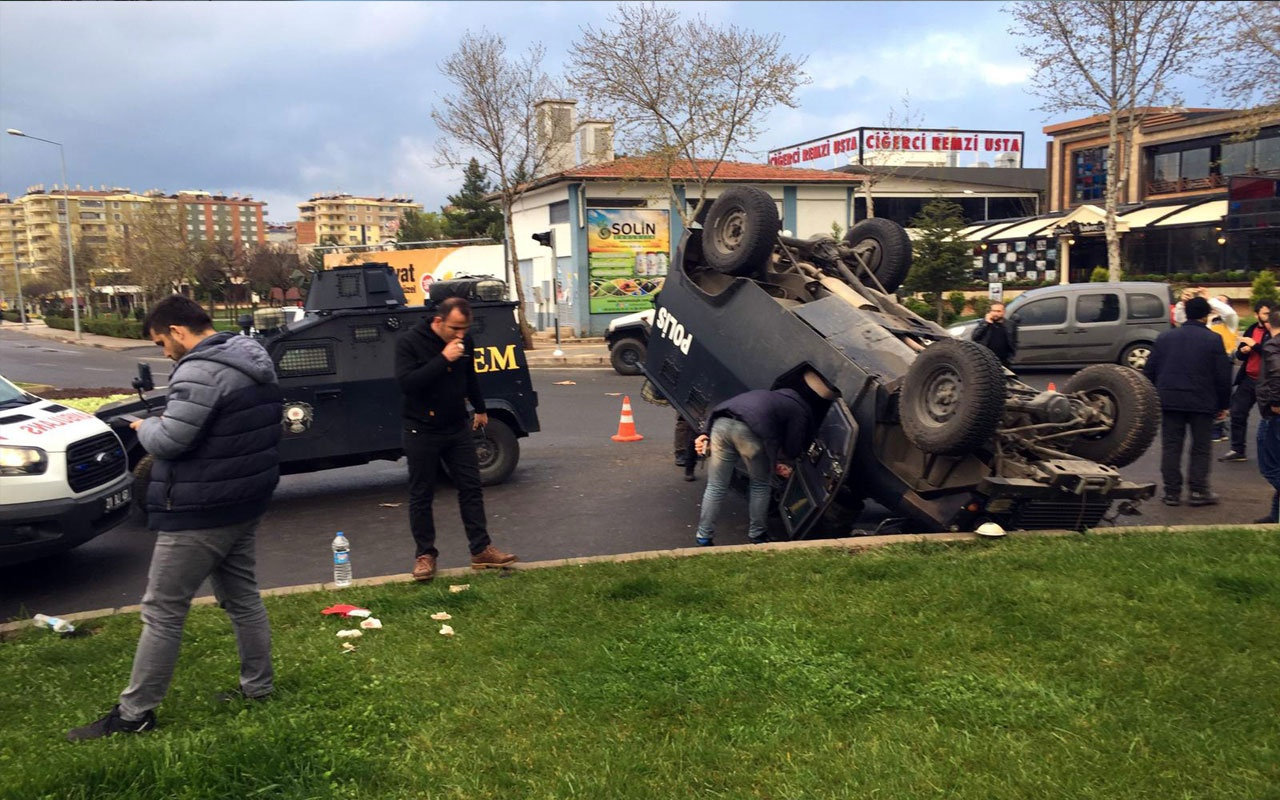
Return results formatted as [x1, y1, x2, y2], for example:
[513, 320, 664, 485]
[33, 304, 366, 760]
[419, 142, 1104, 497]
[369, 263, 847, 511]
[0, 375, 132, 566]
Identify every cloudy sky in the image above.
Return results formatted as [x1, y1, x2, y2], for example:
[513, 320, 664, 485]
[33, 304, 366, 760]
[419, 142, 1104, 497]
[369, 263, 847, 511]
[0, 1, 1215, 223]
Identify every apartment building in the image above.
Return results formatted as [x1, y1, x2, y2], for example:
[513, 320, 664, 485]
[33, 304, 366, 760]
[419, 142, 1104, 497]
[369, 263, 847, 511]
[295, 194, 422, 247]
[0, 186, 268, 285]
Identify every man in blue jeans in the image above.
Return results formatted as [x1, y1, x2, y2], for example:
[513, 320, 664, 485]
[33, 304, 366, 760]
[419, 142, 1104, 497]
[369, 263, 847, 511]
[1253, 309, 1280, 524]
[692, 372, 836, 546]
[68, 296, 283, 741]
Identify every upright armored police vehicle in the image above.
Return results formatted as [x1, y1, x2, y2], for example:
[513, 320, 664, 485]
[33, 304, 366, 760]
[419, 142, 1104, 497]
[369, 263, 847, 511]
[98, 263, 540, 487]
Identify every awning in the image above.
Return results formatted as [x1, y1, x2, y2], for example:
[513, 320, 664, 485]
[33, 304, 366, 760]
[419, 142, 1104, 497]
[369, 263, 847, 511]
[1150, 199, 1227, 227]
[977, 217, 1061, 241]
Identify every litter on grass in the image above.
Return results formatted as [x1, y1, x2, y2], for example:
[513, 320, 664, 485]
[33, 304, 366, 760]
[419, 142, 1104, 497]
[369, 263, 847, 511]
[336, 629, 363, 638]
[449, 584, 471, 593]
[321, 604, 369, 617]
[439, 625, 455, 636]
[359, 618, 382, 630]
[342, 642, 358, 653]
[430, 612, 452, 621]
[345, 608, 372, 618]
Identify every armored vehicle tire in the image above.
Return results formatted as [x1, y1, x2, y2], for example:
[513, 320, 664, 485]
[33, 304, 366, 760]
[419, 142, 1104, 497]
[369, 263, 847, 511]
[1062, 364, 1159, 467]
[610, 336, 647, 376]
[900, 339, 1006, 456]
[131, 455, 153, 520]
[1119, 341, 1153, 371]
[843, 218, 912, 293]
[475, 418, 519, 486]
[702, 186, 780, 277]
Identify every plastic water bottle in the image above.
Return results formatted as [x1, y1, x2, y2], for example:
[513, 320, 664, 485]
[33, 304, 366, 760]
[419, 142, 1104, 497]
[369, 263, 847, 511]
[332, 532, 352, 587]
[33, 614, 75, 633]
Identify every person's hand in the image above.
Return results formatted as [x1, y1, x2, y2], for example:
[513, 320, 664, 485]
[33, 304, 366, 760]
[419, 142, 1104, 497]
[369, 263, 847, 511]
[694, 434, 709, 456]
[1239, 341, 1253, 353]
[443, 339, 466, 362]
[774, 463, 793, 479]
[129, 419, 144, 431]
[472, 412, 488, 430]
[1216, 410, 1228, 420]
[985, 312, 996, 323]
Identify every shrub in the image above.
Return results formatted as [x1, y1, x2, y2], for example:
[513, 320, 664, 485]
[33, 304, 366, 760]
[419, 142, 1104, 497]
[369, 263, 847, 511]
[902, 296, 933, 319]
[948, 291, 968, 317]
[970, 297, 992, 318]
[1252, 271, 1278, 309]
[1090, 266, 1110, 282]
[45, 315, 74, 331]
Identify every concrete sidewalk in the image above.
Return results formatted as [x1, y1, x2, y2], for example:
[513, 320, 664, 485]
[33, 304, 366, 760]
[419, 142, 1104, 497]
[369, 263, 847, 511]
[3, 318, 612, 368]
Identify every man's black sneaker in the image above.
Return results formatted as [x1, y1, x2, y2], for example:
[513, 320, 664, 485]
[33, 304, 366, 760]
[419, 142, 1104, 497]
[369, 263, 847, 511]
[1162, 495, 1181, 506]
[1218, 451, 1247, 462]
[1187, 491, 1220, 507]
[675, 453, 688, 467]
[66, 705, 155, 741]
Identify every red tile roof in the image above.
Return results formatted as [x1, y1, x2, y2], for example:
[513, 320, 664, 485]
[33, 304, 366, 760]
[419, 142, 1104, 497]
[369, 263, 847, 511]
[537, 156, 865, 187]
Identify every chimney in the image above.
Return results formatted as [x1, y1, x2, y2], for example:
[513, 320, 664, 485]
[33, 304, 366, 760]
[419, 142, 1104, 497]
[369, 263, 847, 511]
[578, 120, 615, 166]
[535, 99, 578, 177]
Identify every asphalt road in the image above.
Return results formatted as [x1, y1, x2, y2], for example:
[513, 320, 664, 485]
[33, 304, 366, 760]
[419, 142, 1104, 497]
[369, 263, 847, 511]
[2, 327, 1274, 619]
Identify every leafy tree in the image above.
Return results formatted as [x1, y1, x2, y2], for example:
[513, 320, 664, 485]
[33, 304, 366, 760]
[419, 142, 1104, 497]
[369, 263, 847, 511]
[443, 158, 504, 241]
[432, 29, 562, 347]
[396, 209, 449, 243]
[1252, 270, 1278, 309]
[569, 4, 809, 226]
[1006, 1, 1210, 281]
[904, 199, 972, 323]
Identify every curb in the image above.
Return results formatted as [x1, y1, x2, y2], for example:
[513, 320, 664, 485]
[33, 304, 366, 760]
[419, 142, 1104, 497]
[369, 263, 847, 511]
[4, 523, 1273, 634]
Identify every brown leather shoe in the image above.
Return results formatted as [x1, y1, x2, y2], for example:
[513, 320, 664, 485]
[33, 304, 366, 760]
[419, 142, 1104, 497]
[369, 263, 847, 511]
[412, 554, 437, 582]
[470, 544, 517, 570]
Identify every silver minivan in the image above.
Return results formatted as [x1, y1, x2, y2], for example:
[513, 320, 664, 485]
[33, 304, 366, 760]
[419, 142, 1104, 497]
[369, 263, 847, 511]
[950, 282, 1173, 369]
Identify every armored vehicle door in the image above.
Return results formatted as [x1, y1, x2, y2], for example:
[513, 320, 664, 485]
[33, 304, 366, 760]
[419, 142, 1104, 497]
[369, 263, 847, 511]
[779, 398, 859, 539]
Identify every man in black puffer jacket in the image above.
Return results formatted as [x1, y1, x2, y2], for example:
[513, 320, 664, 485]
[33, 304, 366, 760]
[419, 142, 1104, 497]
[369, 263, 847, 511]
[68, 296, 282, 741]
[1144, 296, 1232, 508]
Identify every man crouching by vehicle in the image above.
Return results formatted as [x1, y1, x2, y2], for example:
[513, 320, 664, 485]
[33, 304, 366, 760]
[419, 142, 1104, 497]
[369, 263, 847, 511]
[68, 295, 283, 741]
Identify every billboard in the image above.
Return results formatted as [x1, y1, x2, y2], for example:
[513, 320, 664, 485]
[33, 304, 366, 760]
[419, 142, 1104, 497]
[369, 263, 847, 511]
[768, 127, 1024, 169]
[587, 208, 670, 313]
[322, 245, 505, 305]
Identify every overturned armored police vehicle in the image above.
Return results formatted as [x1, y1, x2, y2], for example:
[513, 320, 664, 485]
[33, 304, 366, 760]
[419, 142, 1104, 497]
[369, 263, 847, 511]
[642, 187, 1158, 538]
[98, 264, 539, 488]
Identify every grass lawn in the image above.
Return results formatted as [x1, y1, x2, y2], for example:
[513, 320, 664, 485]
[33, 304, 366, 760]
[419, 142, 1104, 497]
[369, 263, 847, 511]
[2, 530, 1278, 799]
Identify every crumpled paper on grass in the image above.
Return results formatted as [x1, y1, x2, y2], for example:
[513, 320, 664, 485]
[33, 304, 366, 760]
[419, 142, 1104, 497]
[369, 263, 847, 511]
[430, 612, 452, 621]
[439, 625, 455, 636]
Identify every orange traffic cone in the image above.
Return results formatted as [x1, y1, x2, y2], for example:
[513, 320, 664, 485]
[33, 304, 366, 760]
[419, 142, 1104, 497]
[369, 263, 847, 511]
[611, 395, 645, 442]
[1047, 381, 1057, 392]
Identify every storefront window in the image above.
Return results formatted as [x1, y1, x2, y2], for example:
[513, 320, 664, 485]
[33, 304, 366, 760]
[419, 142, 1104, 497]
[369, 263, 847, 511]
[1072, 148, 1107, 203]
[1181, 148, 1211, 180]
[1154, 152, 1179, 182]
[1257, 136, 1280, 172]
[1220, 140, 1253, 176]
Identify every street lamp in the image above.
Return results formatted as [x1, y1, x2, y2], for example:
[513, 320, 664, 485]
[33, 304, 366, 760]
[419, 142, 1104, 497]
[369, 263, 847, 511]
[7, 128, 81, 338]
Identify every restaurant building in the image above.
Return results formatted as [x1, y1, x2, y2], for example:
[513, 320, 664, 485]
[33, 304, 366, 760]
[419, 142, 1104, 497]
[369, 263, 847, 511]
[961, 107, 1280, 284]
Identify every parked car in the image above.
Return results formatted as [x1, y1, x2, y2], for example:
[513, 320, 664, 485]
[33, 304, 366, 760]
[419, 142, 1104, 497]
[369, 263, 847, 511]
[605, 309, 653, 375]
[642, 186, 1158, 538]
[949, 282, 1173, 370]
[98, 264, 540, 490]
[0, 375, 132, 565]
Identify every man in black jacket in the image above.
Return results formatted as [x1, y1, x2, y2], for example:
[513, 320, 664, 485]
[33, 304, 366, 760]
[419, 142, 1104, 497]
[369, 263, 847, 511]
[396, 297, 516, 582]
[1252, 310, 1280, 523]
[69, 296, 283, 741]
[1144, 296, 1233, 507]
[972, 302, 1018, 367]
[1220, 301, 1274, 462]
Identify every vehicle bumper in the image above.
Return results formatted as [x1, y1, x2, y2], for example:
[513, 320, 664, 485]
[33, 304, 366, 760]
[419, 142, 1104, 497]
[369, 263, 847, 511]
[0, 471, 133, 566]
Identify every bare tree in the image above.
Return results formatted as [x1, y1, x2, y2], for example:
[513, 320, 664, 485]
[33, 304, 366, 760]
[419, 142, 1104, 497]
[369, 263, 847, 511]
[1007, 1, 1210, 280]
[432, 29, 559, 348]
[1202, 1, 1280, 134]
[245, 243, 301, 301]
[858, 94, 924, 221]
[126, 200, 191, 306]
[569, 3, 809, 226]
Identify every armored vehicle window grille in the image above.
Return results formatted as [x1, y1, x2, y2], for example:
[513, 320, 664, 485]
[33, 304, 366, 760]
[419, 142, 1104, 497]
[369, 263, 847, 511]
[338, 274, 361, 298]
[684, 386, 710, 420]
[659, 358, 681, 391]
[66, 432, 127, 493]
[352, 325, 381, 343]
[278, 344, 335, 377]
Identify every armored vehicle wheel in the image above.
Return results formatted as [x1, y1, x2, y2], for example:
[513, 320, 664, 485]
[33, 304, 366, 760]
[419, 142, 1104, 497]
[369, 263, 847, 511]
[1118, 341, 1153, 370]
[842, 217, 912, 293]
[900, 339, 1006, 456]
[475, 417, 519, 486]
[131, 454, 153, 520]
[1062, 364, 1159, 467]
[610, 336, 647, 376]
[701, 186, 779, 277]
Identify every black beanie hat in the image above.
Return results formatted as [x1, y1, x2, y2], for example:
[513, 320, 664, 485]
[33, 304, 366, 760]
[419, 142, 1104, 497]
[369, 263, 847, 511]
[1184, 296, 1211, 320]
